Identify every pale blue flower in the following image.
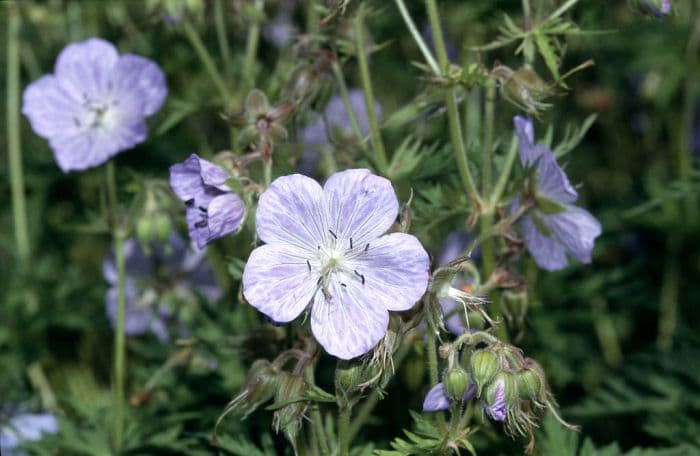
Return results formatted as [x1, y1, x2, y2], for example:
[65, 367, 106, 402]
[512, 116, 602, 271]
[1, 413, 58, 455]
[22, 38, 166, 172]
[243, 169, 430, 359]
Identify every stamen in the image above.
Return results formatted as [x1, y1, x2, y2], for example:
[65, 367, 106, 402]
[341, 283, 347, 288]
[198, 206, 207, 213]
[195, 219, 208, 228]
[349, 238, 353, 249]
[306, 260, 311, 271]
[364, 243, 370, 252]
[354, 270, 365, 285]
[185, 198, 195, 207]
[328, 229, 337, 239]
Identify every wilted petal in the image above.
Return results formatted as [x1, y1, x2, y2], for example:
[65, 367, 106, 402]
[547, 206, 602, 264]
[355, 233, 429, 311]
[256, 174, 327, 250]
[310, 280, 389, 359]
[422, 383, 452, 412]
[243, 244, 318, 323]
[324, 169, 398, 245]
[54, 38, 119, 101]
[113, 54, 167, 116]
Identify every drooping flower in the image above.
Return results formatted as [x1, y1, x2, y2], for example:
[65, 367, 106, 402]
[0, 413, 58, 455]
[169, 154, 246, 249]
[242, 169, 430, 359]
[22, 38, 167, 172]
[103, 233, 221, 342]
[299, 90, 381, 175]
[512, 116, 602, 271]
[483, 378, 508, 422]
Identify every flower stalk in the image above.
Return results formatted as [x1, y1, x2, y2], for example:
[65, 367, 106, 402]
[242, 0, 264, 92]
[6, 4, 30, 268]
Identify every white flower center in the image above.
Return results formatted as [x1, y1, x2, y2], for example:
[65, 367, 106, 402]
[75, 93, 120, 132]
[312, 231, 370, 299]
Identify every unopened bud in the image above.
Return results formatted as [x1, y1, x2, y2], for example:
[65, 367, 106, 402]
[245, 89, 270, 121]
[273, 373, 309, 443]
[495, 66, 554, 115]
[470, 350, 501, 396]
[516, 368, 544, 403]
[443, 366, 470, 402]
[246, 359, 279, 407]
[629, 0, 671, 17]
[154, 213, 171, 242]
[136, 217, 153, 245]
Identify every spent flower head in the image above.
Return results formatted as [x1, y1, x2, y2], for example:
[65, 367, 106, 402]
[22, 38, 166, 172]
[243, 169, 430, 359]
[169, 154, 246, 249]
[511, 116, 602, 271]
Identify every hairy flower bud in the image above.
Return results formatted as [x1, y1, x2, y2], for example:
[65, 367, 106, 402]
[470, 349, 501, 396]
[516, 368, 544, 403]
[629, 0, 671, 17]
[443, 366, 471, 402]
[245, 359, 279, 409]
[494, 65, 554, 115]
[273, 373, 309, 444]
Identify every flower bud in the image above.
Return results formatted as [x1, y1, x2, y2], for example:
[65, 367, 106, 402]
[335, 363, 364, 395]
[516, 368, 544, 403]
[153, 213, 171, 242]
[136, 217, 154, 246]
[469, 349, 501, 396]
[443, 366, 471, 402]
[245, 359, 279, 408]
[629, 0, 671, 17]
[494, 65, 554, 115]
[484, 373, 517, 422]
[273, 373, 309, 444]
[244, 89, 270, 121]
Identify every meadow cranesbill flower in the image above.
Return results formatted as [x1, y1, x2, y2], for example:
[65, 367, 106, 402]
[0, 413, 58, 454]
[103, 233, 221, 342]
[512, 116, 602, 271]
[22, 38, 167, 172]
[169, 154, 246, 249]
[242, 169, 430, 359]
[422, 381, 478, 412]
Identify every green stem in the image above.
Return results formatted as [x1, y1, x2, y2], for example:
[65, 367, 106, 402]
[331, 60, 366, 149]
[425, 0, 482, 207]
[658, 241, 680, 349]
[242, 0, 264, 92]
[304, 367, 330, 455]
[107, 163, 127, 449]
[491, 135, 518, 207]
[354, 7, 388, 174]
[7, 5, 30, 268]
[338, 404, 352, 456]
[214, 0, 232, 79]
[425, 299, 446, 430]
[182, 19, 231, 103]
[482, 85, 496, 195]
[263, 158, 272, 188]
[393, 0, 440, 75]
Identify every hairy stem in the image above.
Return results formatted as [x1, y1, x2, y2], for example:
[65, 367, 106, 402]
[338, 404, 352, 456]
[7, 5, 30, 268]
[242, 0, 264, 92]
[425, 0, 482, 207]
[354, 7, 388, 173]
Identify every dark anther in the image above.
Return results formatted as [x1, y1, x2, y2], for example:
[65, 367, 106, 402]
[350, 238, 353, 249]
[185, 198, 195, 207]
[364, 243, 370, 252]
[307, 260, 311, 271]
[73, 117, 81, 127]
[329, 229, 337, 239]
[354, 270, 365, 285]
[198, 206, 207, 213]
[316, 276, 323, 286]
[195, 219, 208, 228]
[341, 283, 347, 288]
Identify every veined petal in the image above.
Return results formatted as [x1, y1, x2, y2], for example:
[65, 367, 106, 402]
[514, 115, 535, 147]
[548, 205, 602, 264]
[200, 193, 246, 247]
[55, 38, 119, 101]
[355, 233, 429, 311]
[243, 244, 318, 323]
[422, 383, 452, 412]
[113, 54, 167, 116]
[520, 213, 569, 272]
[310, 280, 389, 360]
[256, 174, 327, 251]
[22, 75, 82, 140]
[324, 169, 398, 245]
[169, 154, 225, 203]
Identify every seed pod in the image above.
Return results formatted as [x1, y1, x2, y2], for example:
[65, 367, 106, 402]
[470, 350, 501, 397]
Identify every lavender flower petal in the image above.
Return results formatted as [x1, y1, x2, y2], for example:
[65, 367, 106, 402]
[256, 174, 327, 249]
[54, 38, 119, 99]
[189, 193, 246, 249]
[546, 206, 602, 264]
[356, 233, 429, 311]
[422, 382, 452, 412]
[243, 244, 318, 323]
[310, 280, 390, 360]
[1, 413, 58, 450]
[113, 54, 167, 116]
[519, 211, 569, 271]
[324, 169, 398, 245]
[105, 279, 153, 336]
[484, 380, 507, 422]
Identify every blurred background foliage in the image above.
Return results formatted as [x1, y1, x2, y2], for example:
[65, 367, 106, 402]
[1, 0, 700, 454]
